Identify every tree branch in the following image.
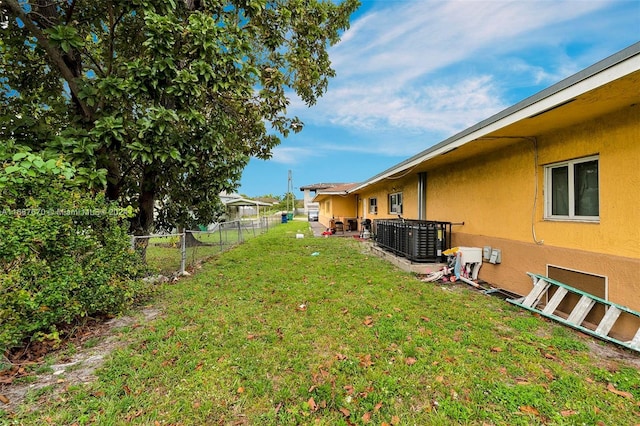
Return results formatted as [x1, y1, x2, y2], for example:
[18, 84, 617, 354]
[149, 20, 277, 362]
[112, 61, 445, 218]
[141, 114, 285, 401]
[2, 0, 94, 122]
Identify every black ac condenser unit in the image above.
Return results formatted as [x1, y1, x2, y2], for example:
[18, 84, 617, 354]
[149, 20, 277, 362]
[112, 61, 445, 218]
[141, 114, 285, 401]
[373, 219, 451, 262]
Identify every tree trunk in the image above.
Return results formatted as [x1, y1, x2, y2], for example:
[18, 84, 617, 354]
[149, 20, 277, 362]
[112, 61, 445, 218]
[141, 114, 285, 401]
[184, 230, 207, 247]
[134, 165, 157, 235]
[130, 165, 157, 260]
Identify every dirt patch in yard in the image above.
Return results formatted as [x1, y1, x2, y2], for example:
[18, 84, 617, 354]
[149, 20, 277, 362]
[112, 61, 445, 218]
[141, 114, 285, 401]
[0, 307, 161, 414]
[586, 339, 640, 369]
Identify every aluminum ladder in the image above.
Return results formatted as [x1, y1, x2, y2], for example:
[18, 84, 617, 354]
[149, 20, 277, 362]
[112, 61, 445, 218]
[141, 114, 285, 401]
[507, 273, 640, 353]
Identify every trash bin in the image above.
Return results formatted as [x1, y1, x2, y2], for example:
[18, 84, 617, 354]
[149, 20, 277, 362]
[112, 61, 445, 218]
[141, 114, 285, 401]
[287, 212, 293, 221]
[281, 213, 288, 223]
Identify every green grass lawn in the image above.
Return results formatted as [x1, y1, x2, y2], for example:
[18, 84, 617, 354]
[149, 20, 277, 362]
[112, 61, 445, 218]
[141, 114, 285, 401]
[4, 222, 640, 425]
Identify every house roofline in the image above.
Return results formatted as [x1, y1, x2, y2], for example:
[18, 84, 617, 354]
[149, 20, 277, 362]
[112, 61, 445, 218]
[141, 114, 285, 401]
[349, 42, 640, 193]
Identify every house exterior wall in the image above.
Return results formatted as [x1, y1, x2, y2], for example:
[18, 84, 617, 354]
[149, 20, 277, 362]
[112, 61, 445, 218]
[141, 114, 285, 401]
[316, 195, 358, 229]
[424, 105, 640, 334]
[357, 178, 419, 221]
[317, 197, 331, 228]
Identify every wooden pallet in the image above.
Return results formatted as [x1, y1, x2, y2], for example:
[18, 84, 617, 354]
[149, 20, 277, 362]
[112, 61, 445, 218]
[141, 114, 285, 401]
[507, 273, 640, 352]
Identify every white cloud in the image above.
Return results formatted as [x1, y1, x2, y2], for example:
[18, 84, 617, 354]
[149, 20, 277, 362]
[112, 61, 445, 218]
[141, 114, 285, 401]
[305, 74, 505, 136]
[289, 0, 615, 157]
[270, 146, 318, 165]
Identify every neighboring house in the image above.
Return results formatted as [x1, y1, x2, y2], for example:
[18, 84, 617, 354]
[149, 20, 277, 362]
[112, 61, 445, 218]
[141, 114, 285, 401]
[310, 183, 359, 230]
[299, 183, 348, 215]
[315, 43, 640, 335]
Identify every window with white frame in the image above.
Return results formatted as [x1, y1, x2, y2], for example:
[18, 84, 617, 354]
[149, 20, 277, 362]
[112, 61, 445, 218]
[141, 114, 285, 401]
[544, 155, 599, 221]
[369, 197, 378, 214]
[388, 192, 403, 214]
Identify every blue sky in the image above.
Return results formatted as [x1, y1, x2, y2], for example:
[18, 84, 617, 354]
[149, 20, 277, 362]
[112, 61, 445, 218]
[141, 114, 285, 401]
[238, 0, 640, 198]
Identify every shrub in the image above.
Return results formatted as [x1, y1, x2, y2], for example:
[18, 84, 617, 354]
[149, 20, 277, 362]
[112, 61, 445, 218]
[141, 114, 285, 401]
[0, 145, 149, 352]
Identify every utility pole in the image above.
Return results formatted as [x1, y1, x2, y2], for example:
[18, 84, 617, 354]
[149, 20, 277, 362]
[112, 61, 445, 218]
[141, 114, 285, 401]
[287, 170, 294, 215]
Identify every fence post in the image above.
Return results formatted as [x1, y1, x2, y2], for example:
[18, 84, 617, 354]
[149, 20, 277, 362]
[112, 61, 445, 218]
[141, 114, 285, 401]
[237, 220, 243, 243]
[180, 231, 186, 275]
[130, 235, 136, 251]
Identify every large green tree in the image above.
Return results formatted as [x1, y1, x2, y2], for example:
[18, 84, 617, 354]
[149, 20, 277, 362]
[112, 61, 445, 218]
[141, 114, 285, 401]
[0, 0, 358, 233]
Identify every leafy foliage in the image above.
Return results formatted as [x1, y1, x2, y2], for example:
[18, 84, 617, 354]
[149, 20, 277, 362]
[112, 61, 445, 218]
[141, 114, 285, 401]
[0, 144, 149, 352]
[0, 0, 359, 233]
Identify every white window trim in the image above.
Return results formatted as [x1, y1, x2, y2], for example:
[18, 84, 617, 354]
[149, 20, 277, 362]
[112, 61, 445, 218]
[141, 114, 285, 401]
[389, 192, 403, 215]
[544, 155, 599, 222]
[369, 197, 378, 215]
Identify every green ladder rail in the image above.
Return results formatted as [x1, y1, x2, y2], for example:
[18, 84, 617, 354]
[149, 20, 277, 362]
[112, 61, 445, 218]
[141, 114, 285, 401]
[507, 273, 640, 353]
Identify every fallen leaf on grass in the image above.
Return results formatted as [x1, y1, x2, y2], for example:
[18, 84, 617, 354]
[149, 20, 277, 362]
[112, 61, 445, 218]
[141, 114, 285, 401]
[359, 354, 374, 368]
[435, 375, 444, 383]
[560, 409, 577, 416]
[405, 357, 417, 366]
[308, 397, 318, 412]
[362, 411, 371, 422]
[125, 410, 144, 421]
[519, 405, 539, 416]
[339, 407, 351, 417]
[363, 316, 374, 327]
[344, 385, 354, 394]
[163, 327, 175, 340]
[335, 353, 348, 360]
[391, 415, 400, 425]
[374, 402, 383, 412]
[0, 394, 9, 404]
[607, 383, 634, 399]
[420, 316, 430, 322]
[490, 347, 503, 353]
[237, 387, 245, 394]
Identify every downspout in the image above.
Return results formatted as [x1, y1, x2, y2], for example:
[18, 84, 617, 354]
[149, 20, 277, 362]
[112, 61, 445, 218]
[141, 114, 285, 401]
[417, 172, 427, 220]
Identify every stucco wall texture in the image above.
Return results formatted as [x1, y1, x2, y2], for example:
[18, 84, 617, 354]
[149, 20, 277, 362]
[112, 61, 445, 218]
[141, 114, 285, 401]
[427, 106, 640, 315]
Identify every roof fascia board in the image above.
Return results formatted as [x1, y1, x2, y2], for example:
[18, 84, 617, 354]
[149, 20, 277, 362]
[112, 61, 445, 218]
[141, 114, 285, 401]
[349, 42, 640, 193]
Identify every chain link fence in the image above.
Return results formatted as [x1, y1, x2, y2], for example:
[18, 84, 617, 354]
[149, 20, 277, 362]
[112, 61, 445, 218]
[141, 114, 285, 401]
[131, 217, 281, 276]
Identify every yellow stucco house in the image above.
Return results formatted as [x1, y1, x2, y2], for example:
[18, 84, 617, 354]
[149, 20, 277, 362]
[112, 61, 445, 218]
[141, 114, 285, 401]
[313, 43, 640, 336]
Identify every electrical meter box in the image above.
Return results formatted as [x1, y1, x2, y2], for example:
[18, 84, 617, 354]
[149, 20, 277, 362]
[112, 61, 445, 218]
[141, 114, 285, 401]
[483, 246, 492, 261]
